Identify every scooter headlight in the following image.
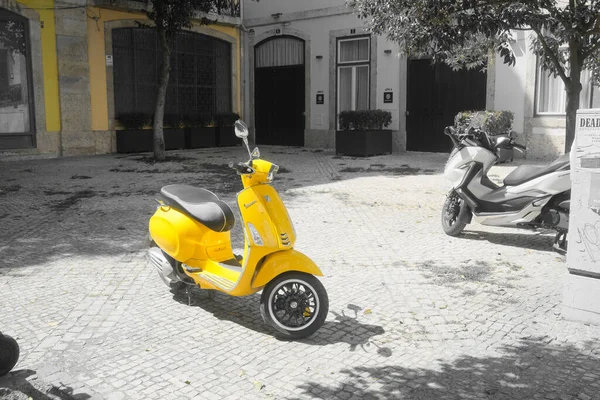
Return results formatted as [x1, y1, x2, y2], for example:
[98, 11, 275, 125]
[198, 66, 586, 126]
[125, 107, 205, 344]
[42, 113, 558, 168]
[267, 164, 279, 182]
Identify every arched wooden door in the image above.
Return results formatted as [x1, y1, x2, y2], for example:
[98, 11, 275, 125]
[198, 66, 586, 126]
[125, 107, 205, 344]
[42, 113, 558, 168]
[255, 36, 305, 146]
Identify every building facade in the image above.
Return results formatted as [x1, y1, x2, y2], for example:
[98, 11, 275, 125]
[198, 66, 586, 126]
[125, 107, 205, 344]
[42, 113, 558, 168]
[2, 0, 596, 159]
[242, 0, 600, 160]
[0, 0, 242, 157]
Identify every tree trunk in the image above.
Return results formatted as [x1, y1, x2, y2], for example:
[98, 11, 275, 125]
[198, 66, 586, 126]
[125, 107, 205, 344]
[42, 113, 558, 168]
[565, 41, 582, 154]
[153, 28, 171, 161]
[565, 85, 580, 154]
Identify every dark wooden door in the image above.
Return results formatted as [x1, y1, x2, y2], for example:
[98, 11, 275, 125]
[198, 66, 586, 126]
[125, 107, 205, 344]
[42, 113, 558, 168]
[255, 65, 305, 146]
[406, 59, 487, 153]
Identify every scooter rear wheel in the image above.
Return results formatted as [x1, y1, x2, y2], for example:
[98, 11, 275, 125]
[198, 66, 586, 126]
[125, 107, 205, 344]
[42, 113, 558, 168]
[442, 190, 466, 236]
[0, 333, 19, 376]
[260, 272, 328, 339]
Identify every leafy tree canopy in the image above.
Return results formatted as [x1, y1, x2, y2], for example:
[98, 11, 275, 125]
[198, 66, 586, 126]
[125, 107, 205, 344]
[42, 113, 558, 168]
[348, 0, 600, 77]
[0, 19, 26, 55]
[348, 0, 600, 152]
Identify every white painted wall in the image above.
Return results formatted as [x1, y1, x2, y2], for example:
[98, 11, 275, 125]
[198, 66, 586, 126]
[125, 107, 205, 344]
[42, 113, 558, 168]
[492, 30, 529, 135]
[375, 36, 404, 134]
[246, 10, 404, 146]
[244, 0, 345, 20]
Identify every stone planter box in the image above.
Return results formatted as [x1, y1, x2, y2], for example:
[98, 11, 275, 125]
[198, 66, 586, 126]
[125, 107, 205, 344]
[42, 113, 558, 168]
[217, 126, 240, 147]
[335, 130, 392, 157]
[116, 128, 186, 153]
[186, 127, 216, 149]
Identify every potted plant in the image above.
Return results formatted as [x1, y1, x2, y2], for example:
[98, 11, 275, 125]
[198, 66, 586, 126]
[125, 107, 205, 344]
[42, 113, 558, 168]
[116, 112, 153, 153]
[116, 113, 187, 153]
[183, 114, 216, 149]
[162, 114, 186, 150]
[454, 110, 515, 162]
[336, 110, 393, 156]
[215, 112, 241, 147]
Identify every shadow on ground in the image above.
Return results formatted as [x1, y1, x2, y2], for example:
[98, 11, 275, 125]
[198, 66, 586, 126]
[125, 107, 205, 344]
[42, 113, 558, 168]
[172, 288, 387, 350]
[294, 339, 600, 400]
[460, 230, 559, 253]
[0, 370, 90, 400]
[0, 147, 447, 269]
[409, 257, 528, 296]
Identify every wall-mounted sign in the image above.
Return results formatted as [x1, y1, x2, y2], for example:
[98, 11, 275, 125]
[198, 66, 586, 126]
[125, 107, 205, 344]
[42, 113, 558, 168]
[383, 92, 393, 103]
[106, 55, 113, 66]
[316, 94, 324, 105]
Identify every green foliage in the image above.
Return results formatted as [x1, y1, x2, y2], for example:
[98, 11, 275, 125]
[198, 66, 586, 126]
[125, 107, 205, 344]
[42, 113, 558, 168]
[0, 19, 26, 56]
[117, 113, 152, 130]
[182, 114, 214, 127]
[454, 110, 513, 136]
[348, 0, 600, 77]
[141, 0, 197, 39]
[0, 84, 22, 105]
[163, 114, 184, 128]
[347, 0, 600, 151]
[338, 110, 392, 131]
[215, 112, 241, 126]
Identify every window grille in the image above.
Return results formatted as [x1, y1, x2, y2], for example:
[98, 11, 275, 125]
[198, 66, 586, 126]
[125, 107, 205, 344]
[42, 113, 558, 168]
[112, 28, 232, 121]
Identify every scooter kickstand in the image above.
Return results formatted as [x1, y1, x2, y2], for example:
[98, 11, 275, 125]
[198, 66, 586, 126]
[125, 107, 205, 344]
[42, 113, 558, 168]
[185, 285, 194, 306]
[553, 232, 567, 255]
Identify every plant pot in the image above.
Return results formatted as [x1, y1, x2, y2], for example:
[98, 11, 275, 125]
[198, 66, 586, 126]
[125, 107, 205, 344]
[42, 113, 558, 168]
[185, 127, 216, 149]
[116, 129, 153, 153]
[164, 128, 185, 150]
[335, 130, 393, 157]
[217, 125, 240, 147]
[116, 128, 186, 153]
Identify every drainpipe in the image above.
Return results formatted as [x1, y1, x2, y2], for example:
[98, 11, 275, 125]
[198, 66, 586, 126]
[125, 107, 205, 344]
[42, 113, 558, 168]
[239, 0, 253, 144]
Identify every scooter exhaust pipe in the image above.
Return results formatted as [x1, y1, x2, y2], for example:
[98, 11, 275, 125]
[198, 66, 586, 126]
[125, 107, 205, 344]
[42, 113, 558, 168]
[147, 247, 181, 287]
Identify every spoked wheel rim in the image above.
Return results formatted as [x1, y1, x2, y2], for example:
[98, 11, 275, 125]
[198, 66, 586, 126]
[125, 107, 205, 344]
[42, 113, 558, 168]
[268, 279, 320, 332]
[444, 192, 462, 227]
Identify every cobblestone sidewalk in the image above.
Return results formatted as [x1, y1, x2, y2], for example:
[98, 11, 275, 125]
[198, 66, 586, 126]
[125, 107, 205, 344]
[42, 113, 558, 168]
[0, 147, 599, 400]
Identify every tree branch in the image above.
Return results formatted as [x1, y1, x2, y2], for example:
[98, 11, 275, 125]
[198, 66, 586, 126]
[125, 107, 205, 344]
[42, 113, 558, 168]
[582, 38, 600, 60]
[531, 26, 570, 86]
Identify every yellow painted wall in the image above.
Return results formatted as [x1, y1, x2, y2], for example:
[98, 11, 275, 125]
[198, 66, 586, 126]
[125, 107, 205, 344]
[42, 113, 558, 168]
[17, 0, 60, 132]
[87, 7, 241, 131]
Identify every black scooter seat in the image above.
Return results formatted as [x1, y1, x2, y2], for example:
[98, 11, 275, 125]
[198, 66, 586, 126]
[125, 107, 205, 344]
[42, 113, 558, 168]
[159, 185, 235, 232]
[504, 154, 570, 187]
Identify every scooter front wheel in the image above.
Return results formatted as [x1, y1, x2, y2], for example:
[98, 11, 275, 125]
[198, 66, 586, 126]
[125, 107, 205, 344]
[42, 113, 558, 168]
[442, 190, 466, 236]
[260, 272, 328, 339]
[0, 333, 19, 376]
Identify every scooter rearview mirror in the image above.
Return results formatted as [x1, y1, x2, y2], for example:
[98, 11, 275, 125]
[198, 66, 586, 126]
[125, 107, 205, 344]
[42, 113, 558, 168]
[234, 120, 249, 139]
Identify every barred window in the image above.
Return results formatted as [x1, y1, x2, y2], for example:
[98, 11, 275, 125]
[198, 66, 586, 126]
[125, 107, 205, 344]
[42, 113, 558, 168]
[112, 28, 232, 120]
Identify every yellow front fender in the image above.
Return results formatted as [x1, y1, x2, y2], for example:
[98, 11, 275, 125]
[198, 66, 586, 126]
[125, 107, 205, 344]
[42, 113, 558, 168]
[252, 250, 323, 289]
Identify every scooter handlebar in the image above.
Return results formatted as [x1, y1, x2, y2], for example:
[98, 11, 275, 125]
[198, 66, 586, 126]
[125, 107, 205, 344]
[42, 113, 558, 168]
[512, 143, 526, 153]
[229, 161, 254, 175]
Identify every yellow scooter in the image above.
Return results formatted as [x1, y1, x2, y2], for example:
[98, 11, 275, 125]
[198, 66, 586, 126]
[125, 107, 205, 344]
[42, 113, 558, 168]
[147, 120, 329, 338]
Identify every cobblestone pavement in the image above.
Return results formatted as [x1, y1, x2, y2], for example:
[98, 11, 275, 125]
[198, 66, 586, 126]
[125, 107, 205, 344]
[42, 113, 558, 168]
[1, 147, 599, 400]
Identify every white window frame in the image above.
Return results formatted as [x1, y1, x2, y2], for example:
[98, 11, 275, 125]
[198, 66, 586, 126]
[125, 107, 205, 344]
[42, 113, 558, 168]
[337, 65, 371, 111]
[337, 37, 370, 64]
[535, 59, 595, 116]
[336, 36, 371, 121]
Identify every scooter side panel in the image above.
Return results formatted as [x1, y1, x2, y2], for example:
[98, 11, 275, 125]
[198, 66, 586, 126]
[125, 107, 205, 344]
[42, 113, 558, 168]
[149, 207, 233, 263]
[238, 185, 296, 249]
[505, 170, 571, 195]
[444, 147, 496, 187]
